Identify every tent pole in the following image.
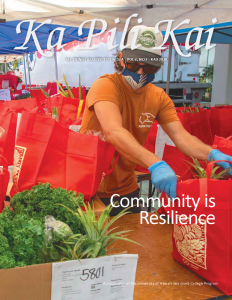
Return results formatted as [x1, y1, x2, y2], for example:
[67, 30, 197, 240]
[166, 38, 173, 96]
[54, 47, 59, 94]
[27, 54, 32, 90]
[23, 53, 28, 89]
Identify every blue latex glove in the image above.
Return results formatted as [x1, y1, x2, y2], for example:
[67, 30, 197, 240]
[208, 149, 232, 175]
[148, 161, 177, 200]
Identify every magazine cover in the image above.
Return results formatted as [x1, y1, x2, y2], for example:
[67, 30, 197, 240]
[0, 1, 232, 300]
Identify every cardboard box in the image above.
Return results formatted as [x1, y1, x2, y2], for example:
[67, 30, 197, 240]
[0, 196, 106, 299]
[0, 263, 52, 300]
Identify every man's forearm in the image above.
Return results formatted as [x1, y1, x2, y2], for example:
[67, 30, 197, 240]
[175, 131, 213, 161]
[106, 127, 160, 168]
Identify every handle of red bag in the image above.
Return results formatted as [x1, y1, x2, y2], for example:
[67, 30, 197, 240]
[213, 136, 232, 149]
[0, 155, 8, 169]
[30, 106, 45, 115]
[224, 136, 232, 147]
[206, 160, 232, 179]
[104, 155, 119, 177]
[192, 103, 200, 107]
[0, 167, 10, 177]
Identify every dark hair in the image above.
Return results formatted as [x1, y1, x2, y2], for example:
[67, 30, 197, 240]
[114, 31, 129, 72]
[114, 51, 124, 72]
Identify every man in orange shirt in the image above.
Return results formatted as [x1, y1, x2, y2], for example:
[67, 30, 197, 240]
[80, 25, 232, 215]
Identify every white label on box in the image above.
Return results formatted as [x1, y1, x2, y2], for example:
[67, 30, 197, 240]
[0, 89, 11, 101]
[51, 254, 138, 300]
[155, 125, 175, 159]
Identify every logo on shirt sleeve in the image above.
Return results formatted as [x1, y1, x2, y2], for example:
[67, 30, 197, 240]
[139, 113, 156, 128]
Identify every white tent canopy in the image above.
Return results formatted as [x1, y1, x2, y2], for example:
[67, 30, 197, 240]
[1, 0, 232, 31]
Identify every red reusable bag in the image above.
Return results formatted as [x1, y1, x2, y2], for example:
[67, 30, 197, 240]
[4, 98, 39, 111]
[176, 111, 192, 134]
[210, 106, 232, 138]
[30, 89, 48, 104]
[12, 112, 115, 201]
[212, 135, 232, 156]
[0, 156, 10, 213]
[47, 95, 85, 128]
[71, 86, 86, 100]
[135, 121, 158, 173]
[168, 160, 232, 295]
[46, 82, 58, 96]
[177, 109, 213, 145]
[162, 145, 191, 177]
[189, 110, 213, 145]
[0, 104, 17, 165]
[0, 74, 18, 90]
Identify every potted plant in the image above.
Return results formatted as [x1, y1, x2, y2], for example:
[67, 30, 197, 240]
[200, 64, 214, 100]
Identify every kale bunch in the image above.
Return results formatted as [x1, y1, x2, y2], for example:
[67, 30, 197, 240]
[10, 183, 85, 234]
[0, 211, 44, 269]
[0, 184, 86, 269]
[11, 214, 45, 267]
[0, 211, 15, 270]
[0, 234, 15, 269]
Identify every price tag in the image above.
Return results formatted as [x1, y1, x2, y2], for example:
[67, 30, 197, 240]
[51, 254, 138, 300]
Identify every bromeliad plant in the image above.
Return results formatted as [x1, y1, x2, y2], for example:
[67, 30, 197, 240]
[54, 203, 142, 261]
[52, 106, 59, 122]
[180, 103, 200, 113]
[77, 74, 84, 118]
[56, 73, 74, 98]
[42, 74, 84, 120]
[186, 156, 232, 179]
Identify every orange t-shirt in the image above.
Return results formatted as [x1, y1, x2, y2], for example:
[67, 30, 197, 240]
[80, 72, 179, 198]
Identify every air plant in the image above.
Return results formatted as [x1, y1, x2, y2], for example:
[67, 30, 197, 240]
[55, 202, 142, 261]
[56, 73, 74, 98]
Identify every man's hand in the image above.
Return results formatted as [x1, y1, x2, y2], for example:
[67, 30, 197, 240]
[208, 149, 232, 175]
[148, 161, 177, 199]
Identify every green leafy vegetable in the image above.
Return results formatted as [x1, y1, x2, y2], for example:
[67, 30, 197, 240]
[0, 212, 44, 268]
[0, 184, 140, 270]
[10, 183, 85, 234]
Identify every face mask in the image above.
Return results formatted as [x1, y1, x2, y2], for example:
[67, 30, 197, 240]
[122, 66, 155, 90]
